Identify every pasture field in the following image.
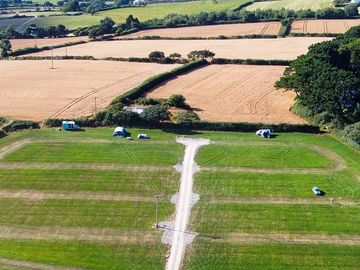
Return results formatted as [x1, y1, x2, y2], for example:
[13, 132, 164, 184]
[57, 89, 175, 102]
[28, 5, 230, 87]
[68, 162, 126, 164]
[291, 19, 360, 34]
[10, 36, 89, 51]
[99, 0, 250, 23]
[0, 60, 178, 120]
[119, 22, 281, 39]
[0, 128, 359, 269]
[246, 0, 333, 11]
[146, 64, 304, 124]
[23, 15, 102, 30]
[29, 37, 332, 60]
[184, 129, 360, 269]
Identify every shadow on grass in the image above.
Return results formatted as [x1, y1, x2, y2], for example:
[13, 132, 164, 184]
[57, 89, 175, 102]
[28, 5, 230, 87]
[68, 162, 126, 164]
[161, 129, 203, 136]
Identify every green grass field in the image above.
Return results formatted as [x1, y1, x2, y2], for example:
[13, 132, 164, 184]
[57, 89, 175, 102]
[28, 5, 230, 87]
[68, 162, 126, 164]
[25, 15, 102, 30]
[99, 0, 250, 23]
[0, 128, 359, 269]
[246, 0, 333, 11]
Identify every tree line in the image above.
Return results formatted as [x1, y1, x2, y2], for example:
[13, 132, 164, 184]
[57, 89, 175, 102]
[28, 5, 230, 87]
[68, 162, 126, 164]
[276, 26, 360, 146]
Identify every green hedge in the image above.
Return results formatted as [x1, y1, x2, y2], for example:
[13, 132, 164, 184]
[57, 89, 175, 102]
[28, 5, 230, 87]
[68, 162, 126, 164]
[120, 34, 278, 40]
[211, 58, 290, 66]
[2, 120, 39, 133]
[110, 59, 208, 105]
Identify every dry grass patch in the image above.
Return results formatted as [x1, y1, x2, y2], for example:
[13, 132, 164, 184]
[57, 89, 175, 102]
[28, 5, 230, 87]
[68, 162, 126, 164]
[10, 36, 89, 51]
[291, 19, 360, 34]
[0, 60, 177, 120]
[119, 22, 281, 39]
[146, 65, 304, 124]
[28, 37, 332, 60]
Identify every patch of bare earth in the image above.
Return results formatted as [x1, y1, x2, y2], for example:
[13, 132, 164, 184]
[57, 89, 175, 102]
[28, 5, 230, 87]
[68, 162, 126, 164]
[291, 19, 360, 34]
[10, 36, 89, 51]
[0, 60, 178, 120]
[206, 196, 360, 206]
[225, 232, 360, 246]
[28, 37, 332, 60]
[118, 22, 281, 39]
[0, 258, 85, 270]
[0, 225, 158, 243]
[147, 64, 304, 124]
[0, 189, 160, 202]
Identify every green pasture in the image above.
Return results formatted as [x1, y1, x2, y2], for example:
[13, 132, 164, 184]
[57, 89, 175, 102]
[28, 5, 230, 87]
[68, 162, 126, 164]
[0, 240, 166, 270]
[99, 0, 250, 23]
[0, 198, 172, 229]
[3, 141, 183, 165]
[0, 168, 178, 195]
[196, 143, 331, 168]
[191, 202, 360, 234]
[246, 0, 333, 11]
[26, 15, 102, 30]
[196, 171, 360, 198]
[184, 241, 360, 270]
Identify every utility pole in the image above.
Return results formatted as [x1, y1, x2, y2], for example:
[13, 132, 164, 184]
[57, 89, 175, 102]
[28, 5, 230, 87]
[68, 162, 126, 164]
[50, 47, 54, 69]
[65, 46, 68, 58]
[155, 194, 162, 228]
[94, 97, 97, 114]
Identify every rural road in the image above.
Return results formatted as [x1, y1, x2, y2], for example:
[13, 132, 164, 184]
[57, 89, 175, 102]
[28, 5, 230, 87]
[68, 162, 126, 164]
[165, 137, 210, 270]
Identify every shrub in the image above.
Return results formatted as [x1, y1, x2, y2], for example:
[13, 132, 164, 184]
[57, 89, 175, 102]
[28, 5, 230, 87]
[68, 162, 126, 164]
[165, 94, 190, 109]
[342, 122, 360, 147]
[140, 105, 170, 123]
[148, 51, 165, 61]
[135, 97, 162, 105]
[2, 120, 39, 132]
[174, 111, 199, 124]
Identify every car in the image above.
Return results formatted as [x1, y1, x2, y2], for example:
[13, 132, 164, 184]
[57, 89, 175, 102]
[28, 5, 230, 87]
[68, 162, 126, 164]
[137, 133, 150, 139]
[256, 129, 272, 138]
[312, 186, 321, 196]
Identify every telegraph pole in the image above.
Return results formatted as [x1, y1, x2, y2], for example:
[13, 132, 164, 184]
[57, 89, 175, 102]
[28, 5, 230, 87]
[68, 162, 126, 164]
[155, 194, 162, 228]
[50, 47, 54, 69]
[94, 97, 97, 114]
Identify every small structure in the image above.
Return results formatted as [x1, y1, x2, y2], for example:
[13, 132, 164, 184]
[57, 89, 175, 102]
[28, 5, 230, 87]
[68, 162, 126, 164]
[113, 126, 128, 137]
[137, 133, 150, 139]
[256, 129, 272, 138]
[62, 121, 78, 130]
[312, 186, 321, 196]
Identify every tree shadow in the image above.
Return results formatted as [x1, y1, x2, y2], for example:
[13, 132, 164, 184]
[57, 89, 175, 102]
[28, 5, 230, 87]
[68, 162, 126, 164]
[161, 129, 203, 136]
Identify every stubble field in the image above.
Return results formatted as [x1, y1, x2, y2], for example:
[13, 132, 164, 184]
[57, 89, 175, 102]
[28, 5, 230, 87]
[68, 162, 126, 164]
[27, 37, 332, 60]
[10, 36, 89, 51]
[0, 60, 178, 120]
[146, 64, 304, 124]
[291, 19, 360, 34]
[119, 22, 281, 39]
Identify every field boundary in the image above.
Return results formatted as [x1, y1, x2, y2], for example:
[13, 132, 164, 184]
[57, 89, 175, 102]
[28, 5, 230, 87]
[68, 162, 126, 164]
[0, 258, 85, 270]
[223, 232, 360, 245]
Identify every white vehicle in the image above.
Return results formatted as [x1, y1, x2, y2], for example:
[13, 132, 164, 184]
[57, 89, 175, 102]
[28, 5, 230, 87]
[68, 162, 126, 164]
[312, 186, 321, 196]
[256, 129, 272, 138]
[137, 133, 150, 139]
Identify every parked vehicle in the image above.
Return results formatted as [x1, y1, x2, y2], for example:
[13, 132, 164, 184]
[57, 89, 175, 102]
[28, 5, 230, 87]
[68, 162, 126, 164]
[62, 121, 78, 130]
[256, 129, 272, 138]
[137, 133, 150, 139]
[312, 186, 321, 196]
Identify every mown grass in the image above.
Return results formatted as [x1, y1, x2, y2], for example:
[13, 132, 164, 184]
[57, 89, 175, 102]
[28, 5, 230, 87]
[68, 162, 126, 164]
[0, 199, 172, 229]
[25, 15, 102, 30]
[184, 240, 360, 270]
[99, 0, 250, 23]
[3, 141, 183, 165]
[196, 143, 331, 168]
[195, 171, 360, 198]
[246, 0, 333, 11]
[0, 240, 166, 270]
[0, 169, 178, 195]
[191, 202, 360, 234]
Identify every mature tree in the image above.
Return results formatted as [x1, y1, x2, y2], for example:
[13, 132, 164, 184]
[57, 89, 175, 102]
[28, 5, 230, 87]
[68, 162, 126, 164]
[166, 94, 190, 109]
[148, 51, 165, 61]
[0, 39, 12, 57]
[0, 0, 9, 8]
[344, 3, 359, 17]
[63, 0, 80, 12]
[86, 0, 105, 13]
[169, 52, 181, 59]
[114, 0, 131, 7]
[140, 105, 170, 123]
[187, 50, 215, 60]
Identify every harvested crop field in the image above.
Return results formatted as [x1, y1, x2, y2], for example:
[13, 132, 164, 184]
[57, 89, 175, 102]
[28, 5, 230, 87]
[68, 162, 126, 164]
[0, 60, 177, 120]
[28, 37, 332, 60]
[291, 19, 360, 34]
[146, 65, 304, 124]
[119, 22, 281, 39]
[10, 36, 89, 51]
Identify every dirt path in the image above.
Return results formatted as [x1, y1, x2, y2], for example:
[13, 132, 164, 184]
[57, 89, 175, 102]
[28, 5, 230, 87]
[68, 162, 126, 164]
[0, 139, 31, 160]
[224, 232, 360, 246]
[0, 258, 85, 270]
[206, 196, 360, 207]
[163, 138, 209, 270]
[0, 189, 159, 202]
[0, 225, 158, 243]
